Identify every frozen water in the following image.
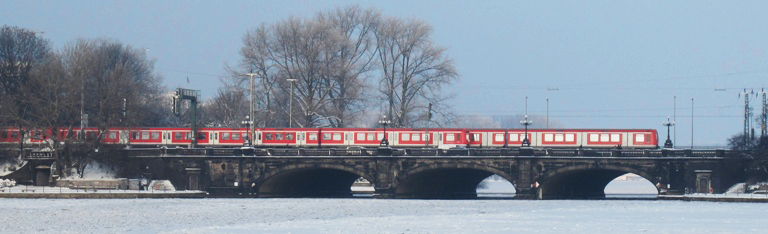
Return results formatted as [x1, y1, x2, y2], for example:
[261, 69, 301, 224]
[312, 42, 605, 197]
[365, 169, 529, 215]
[0, 198, 766, 233]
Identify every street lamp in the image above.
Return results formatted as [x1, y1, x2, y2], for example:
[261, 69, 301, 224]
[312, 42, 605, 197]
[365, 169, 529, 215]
[379, 115, 391, 147]
[663, 116, 675, 149]
[241, 115, 253, 147]
[520, 97, 532, 147]
[287, 79, 297, 128]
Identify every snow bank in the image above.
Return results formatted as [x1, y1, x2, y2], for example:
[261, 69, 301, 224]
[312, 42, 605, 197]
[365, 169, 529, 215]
[726, 183, 746, 194]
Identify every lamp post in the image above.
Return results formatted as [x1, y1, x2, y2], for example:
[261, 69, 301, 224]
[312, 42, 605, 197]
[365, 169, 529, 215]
[287, 79, 297, 128]
[241, 115, 253, 147]
[379, 115, 391, 147]
[663, 116, 675, 148]
[520, 97, 532, 147]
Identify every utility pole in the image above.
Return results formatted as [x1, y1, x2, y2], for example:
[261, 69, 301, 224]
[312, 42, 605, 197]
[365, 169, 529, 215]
[287, 79, 297, 128]
[740, 89, 755, 146]
[245, 73, 256, 143]
[426, 103, 432, 147]
[673, 96, 676, 147]
[760, 88, 767, 138]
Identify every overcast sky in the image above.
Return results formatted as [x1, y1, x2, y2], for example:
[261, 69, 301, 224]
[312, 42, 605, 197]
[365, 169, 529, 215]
[3, 0, 767, 146]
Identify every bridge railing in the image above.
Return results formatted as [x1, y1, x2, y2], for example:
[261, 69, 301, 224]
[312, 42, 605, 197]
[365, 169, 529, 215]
[118, 147, 731, 158]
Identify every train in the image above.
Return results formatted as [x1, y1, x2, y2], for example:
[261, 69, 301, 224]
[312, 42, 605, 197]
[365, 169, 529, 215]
[0, 127, 658, 149]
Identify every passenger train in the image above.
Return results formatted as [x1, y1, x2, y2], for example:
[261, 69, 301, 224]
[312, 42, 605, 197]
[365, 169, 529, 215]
[0, 127, 658, 149]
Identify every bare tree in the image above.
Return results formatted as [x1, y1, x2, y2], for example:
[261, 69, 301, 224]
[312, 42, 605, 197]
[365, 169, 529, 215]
[202, 86, 249, 127]
[55, 38, 164, 177]
[374, 18, 458, 128]
[315, 6, 380, 127]
[233, 6, 383, 128]
[0, 25, 52, 154]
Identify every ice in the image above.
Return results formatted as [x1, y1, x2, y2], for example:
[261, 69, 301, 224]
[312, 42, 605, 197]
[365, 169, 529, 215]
[0, 198, 766, 233]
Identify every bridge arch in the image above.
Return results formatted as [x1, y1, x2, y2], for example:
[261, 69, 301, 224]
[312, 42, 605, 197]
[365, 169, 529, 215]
[256, 163, 373, 198]
[395, 163, 516, 198]
[535, 164, 660, 199]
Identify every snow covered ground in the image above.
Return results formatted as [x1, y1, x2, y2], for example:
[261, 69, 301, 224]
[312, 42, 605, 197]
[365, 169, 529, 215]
[1, 198, 766, 233]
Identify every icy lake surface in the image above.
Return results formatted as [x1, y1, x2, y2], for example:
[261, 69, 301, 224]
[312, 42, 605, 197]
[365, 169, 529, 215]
[1, 197, 767, 233]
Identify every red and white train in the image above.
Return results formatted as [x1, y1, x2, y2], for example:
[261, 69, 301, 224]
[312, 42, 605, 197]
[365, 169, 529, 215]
[0, 127, 658, 149]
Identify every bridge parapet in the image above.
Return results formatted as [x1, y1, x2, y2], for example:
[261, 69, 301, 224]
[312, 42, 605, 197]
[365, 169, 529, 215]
[119, 147, 732, 158]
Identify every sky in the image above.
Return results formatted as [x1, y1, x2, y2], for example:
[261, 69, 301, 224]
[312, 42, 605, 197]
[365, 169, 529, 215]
[2, 0, 768, 146]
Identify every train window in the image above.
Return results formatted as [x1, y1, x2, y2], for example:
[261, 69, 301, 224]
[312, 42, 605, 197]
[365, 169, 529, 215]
[151, 132, 160, 140]
[185, 133, 193, 140]
[509, 134, 518, 142]
[174, 132, 182, 140]
[424, 134, 430, 141]
[472, 134, 480, 141]
[287, 133, 294, 140]
[243, 133, 248, 140]
[494, 134, 503, 142]
[197, 133, 206, 140]
[323, 133, 331, 140]
[141, 132, 150, 140]
[413, 134, 420, 141]
[555, 134, 564, 142]
[590, 134, 598, 142]
[566, 134, 574, 142]
[11, 132, 18, 139]
[377, 133, 384, 140]
[233, 133, 240, 140]
[367, 133, 374, 141]
[357, 133, 365, 140]
[222, 133, 230, 140]
[333, 133, 341, 141]
[265, 133, 272, 140]
[402, 134, 411, 141]
[276, 133, 283, 140]
[544, 134, 553, 142]
[446, 134, 455, 141]
[309, 133, 317, 141]
[600, 134, 609, 142]
[635, 134, 644, 142]
[611, 134, 620, 142]
[109, 131, 117, 139]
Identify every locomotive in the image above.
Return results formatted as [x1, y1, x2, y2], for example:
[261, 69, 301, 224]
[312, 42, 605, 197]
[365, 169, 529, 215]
[0, 127, 658, 149]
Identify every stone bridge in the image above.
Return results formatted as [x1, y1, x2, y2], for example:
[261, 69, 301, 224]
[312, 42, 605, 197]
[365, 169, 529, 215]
[119, 147, 733, 199]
